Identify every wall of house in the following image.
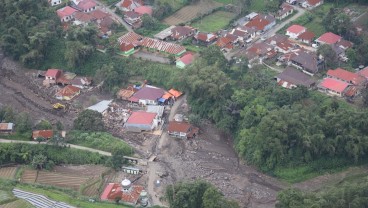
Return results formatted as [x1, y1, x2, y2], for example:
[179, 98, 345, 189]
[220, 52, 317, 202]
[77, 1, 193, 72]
[125, 123, 153, 132]
[176, 61, 186, 69]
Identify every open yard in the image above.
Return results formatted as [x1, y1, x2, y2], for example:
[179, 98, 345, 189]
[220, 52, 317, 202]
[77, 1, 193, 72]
[191, 10, 236, 32]
[2, 199, 34, 208]
[163, 1, 223, 25]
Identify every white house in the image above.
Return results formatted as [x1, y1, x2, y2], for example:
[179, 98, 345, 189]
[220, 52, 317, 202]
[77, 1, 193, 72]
[129, 85, 165, 106]
[286, 24, 306, 39]
[49, 0, 62, 6]
[124, 111, 158, 132]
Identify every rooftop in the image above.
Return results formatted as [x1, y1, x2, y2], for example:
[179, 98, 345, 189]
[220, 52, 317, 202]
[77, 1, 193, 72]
[57, 6, 78, 18]
[327, 68, 365, 85]
[0, 123, 14, 131]
[45, 69, 62, 78]
[131, 85, 165, 101]
[126, 111, 157, 125]
[87, 100, 113, 113]
[32, 130, 53, 139]
[168, 121, 191, 133]
[319, 78, 350, 93]
[244, 14, 275, 31]
[297, 30, 315, 41]
[77, 0, 96, 10]
[134, 6, 152, 16]
[316, 32, 342, 44]
[286, 24, 306, 34]
[277, 67, 315, 87]
[178, 53, 194, 65]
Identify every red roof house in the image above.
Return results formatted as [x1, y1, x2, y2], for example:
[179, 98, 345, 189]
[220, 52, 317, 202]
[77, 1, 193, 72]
[57, 6, 78, 22]
[45, 69, 62, 80]
[124, 111, 157, 132]
[357, 67, 368, 80]
[194, 32, 217, 45]
[168, 89, 183, 98]
[286, 24, 306, 39]
[77, 0, 97, 13]
[176, 53, 194, 68]
[244, 14, 276, 32]
[167, 121, 199, 139]
[32, 130, 54, 140]
[316, 32, 342, 45]
[171, 26, 196, 40]
[318, 78, 350, 97]
[117, 0, 143, 12]
[297, 30, 315, 44]
[101, 179, 145, 205]
[134, 6, 152, 16]
[327, 68, 366, 85]
[302, 0, 323, 8]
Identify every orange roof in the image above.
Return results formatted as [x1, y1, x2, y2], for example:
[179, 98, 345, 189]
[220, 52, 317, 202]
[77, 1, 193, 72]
[168, 89, 183, 98]
[162, 92, 173, 99]
[32, 130, 53, 139]
[101, 183, 144, 204]
[327, 68, 365, 85]
[56, 85, 80, 97]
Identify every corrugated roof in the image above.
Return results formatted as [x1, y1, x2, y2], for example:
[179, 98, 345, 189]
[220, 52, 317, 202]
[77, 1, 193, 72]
[118, 32, 143, 45]
[168, 121, 191, 133]
[277, 67, 315, 87]
[32, 130, 53, 139]
[140, 37, 186, 55]
[131, 86, 165, 101]
[327, 68, 365, 85]
[319, 78, 349, 93]
[57, 6, 77, 18]
[286, 24, 306, 34]
[316, 32, 342, 44]
[87, 100, 113, 113]
[0, 123, 14, 131]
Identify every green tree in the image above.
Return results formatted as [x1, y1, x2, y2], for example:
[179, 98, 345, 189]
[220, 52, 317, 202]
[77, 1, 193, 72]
[15, 112, 32, 133]
[35, 120, 52, 130]
[65, 41, 94, 68]
[31, 154, 47, 170]
[317, 44, 338, 69]
[110, 148, 125, 170]
[73, 110, 105, 131]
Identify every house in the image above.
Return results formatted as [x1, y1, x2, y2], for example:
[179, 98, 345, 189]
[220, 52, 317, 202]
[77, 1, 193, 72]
[99, 16, 116, 36]
[245, 12, 258, 20]
[327, 68, 366, 86]
[265, 34, 289, 45]
[170, 26, 196, 41]
[168, 89, 183, 99]
[275, 40, 294, 53]
[70, 77, 92, 88]
[124, 111, 158, 132]
[57, 6, 78, 22]
[357, 67, 368, 81]
[315, 32, 342, 45]
[90, 9, 110, 22]
[87, 100, 113, 115]
[134, 6, 152, 16]
[140, 37, 186, 56]
[45, 69, 62, 80]
[154, 26, 176, 40]
[277, 3, 294, 20]
[101, 179, 146, 206]
[216, 36, 234, 52]
[276, 67, 316, 89]
[117, 86, 136, 100]
[290, 50, 320, 75]
[245, 42, 275, 64]
[73, 12, 94, 26]
[116, 0, 143, 12]
[55, 85, 81, 100]
[124, 11, 142, 27]
[117, 32, 142, 55]
[230, 26, 257, 45]
[193, 32, 217, 45]
[301, 0, 323, 9]
[167, 121, 199, 139]
[297, 30, 315, 45]
[176, 53, 194, 69]
[336, 39, 353, 50]
[49, 0, 62, 6]
[0, 123, 14, 134]
[286, 24, 306, 39]
[129, 85, 166, 105]
[318, 78, 350, 97]
[75, 0, 97, 13]
[244, 14, 276, 33]
[32, 130, 53, 140]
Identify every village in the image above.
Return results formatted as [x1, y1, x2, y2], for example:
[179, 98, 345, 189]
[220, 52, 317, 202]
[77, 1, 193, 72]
[1, 0, 368, 207]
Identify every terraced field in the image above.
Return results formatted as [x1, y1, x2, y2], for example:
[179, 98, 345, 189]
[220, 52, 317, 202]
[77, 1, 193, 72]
[36, 171, 89, 191]
[82, 179, 101, 196]
[20, 170, 37, 183]
[0, 190, 12, 202]
[163, 0, 223, 25]
[2, 199, 34, 208]
[0, 167, 17, 180]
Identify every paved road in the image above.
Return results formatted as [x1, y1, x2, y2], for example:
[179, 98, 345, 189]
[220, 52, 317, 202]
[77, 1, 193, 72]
[133, 51, 170, 64]
[0, 139, 112, 156]
[95, 0, 133, 32]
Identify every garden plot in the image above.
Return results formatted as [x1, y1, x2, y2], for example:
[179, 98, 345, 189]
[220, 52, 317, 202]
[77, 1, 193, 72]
[191, 10, 236, 32]
[163, 1, 222, 25]
[0, 167, 17, 180]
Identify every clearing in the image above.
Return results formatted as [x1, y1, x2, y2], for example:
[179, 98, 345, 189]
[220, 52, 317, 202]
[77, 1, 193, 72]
[163, 0, 223, 25]
[191, 10, 236, 32]
[0, 166, 17, 180]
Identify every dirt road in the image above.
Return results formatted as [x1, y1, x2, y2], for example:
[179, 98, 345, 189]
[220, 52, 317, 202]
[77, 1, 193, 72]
[0, 139, 112, 156]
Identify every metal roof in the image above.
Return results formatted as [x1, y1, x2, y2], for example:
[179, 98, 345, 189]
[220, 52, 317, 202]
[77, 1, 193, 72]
[87, 100, 113, 113]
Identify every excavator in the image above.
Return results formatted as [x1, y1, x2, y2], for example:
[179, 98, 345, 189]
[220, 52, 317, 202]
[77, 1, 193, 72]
[52, 103, 65, 110]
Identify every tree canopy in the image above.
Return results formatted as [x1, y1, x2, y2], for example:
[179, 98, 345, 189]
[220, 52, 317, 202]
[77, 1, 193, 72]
[73, 110, 105, 132]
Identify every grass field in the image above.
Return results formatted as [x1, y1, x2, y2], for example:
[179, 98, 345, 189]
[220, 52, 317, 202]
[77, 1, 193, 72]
[2, 199, 34, 208]
[191, 11, 236, 32]
[157, 0, 187, 11]
[214, 0, 235, 3]
[250, 0, 265, 12]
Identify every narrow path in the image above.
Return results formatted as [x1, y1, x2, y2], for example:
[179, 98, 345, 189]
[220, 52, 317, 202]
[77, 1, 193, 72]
[0, 139, 111, 156]
[95, 0, 133, 32]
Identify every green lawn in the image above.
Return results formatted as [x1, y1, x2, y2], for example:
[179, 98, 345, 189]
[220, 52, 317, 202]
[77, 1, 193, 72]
[214, 0, 235, 4]
[249, 0, 265, 12]
[191, 11, 236, 32]
[157, 0, 187, 11]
